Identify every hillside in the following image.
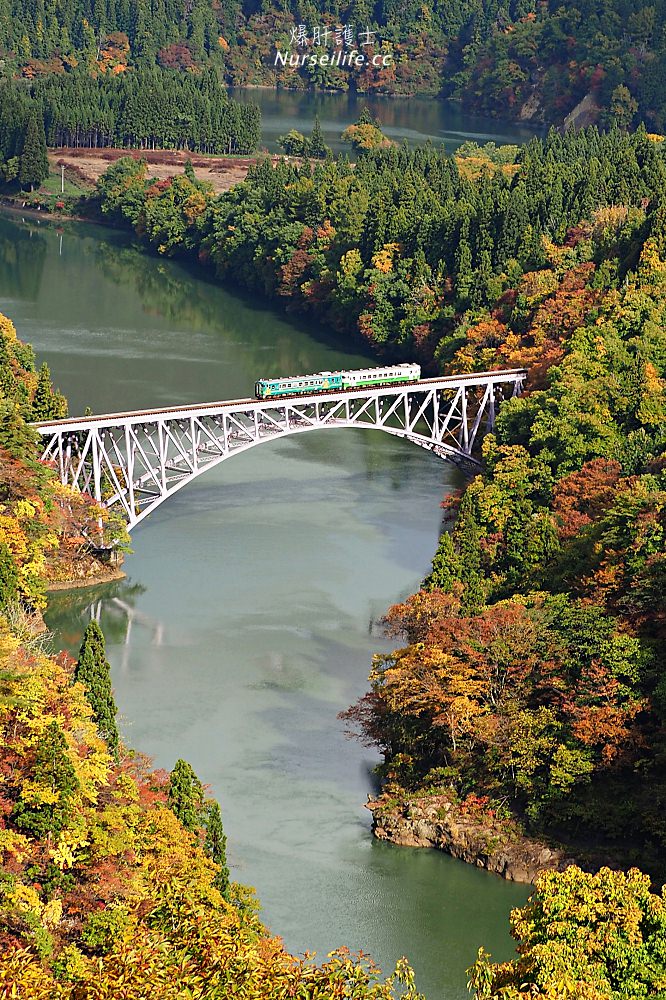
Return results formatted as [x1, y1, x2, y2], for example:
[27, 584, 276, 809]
[1, 1, 666, 126]
[88, 125, 666, 867]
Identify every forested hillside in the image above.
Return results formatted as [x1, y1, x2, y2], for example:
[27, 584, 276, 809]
[0, 311, 423, 998]
[91, 125, 666, 864]
[1, 0, 665, 126]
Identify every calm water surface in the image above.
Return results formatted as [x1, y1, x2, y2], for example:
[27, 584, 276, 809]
[0, 212, 528, 998]
[230, 87, 541, 153]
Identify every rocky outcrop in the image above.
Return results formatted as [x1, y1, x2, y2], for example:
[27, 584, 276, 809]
[518, 88, 543, 122]
[564, 92, 601, 130]
[46, 551, 126, 591]
[368, 793, 575, 884]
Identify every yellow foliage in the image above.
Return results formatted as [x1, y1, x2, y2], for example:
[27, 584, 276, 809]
[19, 779, 61, 806]
[0, 514, 29, 561]
[0, 828, 31, 865]
[338, 248, 363, 281]
[638, 236, 666, 278]
[371, 242, 401, 273]
[42, 898, 63, 929]
[51, 829, 90, 870]
[0, 311, 17, 343]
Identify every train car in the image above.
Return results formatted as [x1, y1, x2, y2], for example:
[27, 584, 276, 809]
[342, 363, 420, 388]
[255, 372, 343, 398]
[255, 363, 420, 399]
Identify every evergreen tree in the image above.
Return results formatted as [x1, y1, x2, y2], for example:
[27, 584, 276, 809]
[0, 543, 19, 606]
[75, 621, 119, 757]
[423, 531, 461, 592]
[453, 497, 485, 614]
[19, 113, 49, 191]
[31, 361, 65, 421]
[0, 401, 39, 461]
[168, 759, 204, 832]
[203, 800, 230, 898]
[12, 721, 79, 837]
[307, 115, 327, 159]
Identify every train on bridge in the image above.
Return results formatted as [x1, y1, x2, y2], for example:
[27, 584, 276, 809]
[254, 363, 421, 399]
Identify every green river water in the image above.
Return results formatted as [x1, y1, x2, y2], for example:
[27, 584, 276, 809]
[0, 206, 529, 998]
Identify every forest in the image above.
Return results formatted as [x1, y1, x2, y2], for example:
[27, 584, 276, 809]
[0, 0, 665, 126]
[88, 125, 666, 870]
[0, 115, 665, 993]
[0, 71, 260, 189]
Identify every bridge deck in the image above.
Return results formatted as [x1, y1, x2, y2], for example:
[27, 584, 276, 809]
[35, 369, 528, 431]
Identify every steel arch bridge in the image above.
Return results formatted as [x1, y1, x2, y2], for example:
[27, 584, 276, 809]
[36, 369, 526, 531]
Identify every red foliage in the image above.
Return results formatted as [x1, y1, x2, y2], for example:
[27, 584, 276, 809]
[552, 459, 622, 540]
[157, 42, 196, 70]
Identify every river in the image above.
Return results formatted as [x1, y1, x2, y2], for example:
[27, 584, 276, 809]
[0, 211, 528, 998]
[229, 87, 542, 153]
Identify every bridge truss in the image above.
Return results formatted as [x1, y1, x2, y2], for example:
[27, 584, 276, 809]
[36, 370, 526, 530]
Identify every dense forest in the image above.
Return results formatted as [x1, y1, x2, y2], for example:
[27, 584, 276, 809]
[0, 120, 665, 993]
[0, 0, 665, 126]
[89, 125, 666, 870]
[0, 71, 260, 188]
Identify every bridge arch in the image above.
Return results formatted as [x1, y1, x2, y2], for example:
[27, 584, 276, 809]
[37, 371, 526, 531]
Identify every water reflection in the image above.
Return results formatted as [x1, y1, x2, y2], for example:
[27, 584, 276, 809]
[229, 88, 543, 153]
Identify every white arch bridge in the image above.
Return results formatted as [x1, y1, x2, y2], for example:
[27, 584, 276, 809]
[36, 369, 526, 531]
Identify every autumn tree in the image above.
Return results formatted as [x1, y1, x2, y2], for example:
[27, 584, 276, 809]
[12, 721, 79, 838]
[469, 867, 666, 999]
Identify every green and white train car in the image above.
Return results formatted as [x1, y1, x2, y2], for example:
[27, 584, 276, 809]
[254, 363, 421, 399]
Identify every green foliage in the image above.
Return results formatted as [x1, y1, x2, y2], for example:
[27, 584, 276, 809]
[203, 801, 230, 898]
[30, 362, 67, 421]
[0, 543, 19, 606]
[81, 907, 130, 954]
[469, 867, 666, 999]
[75, 621, 119, 757]
[18, 113, 48, 191]
[423, 531, 460, 592]
[308, 115, 328, 159]
[12, 720, 80, 838]
[167, 759, 204, 833]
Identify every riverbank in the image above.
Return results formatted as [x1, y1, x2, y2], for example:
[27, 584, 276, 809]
[369, 792, 574, 884]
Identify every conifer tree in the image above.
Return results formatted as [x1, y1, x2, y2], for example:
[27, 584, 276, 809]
[75, 621, 119, 757]
[19, 113, 48, 191]
[203, 801, 230, 898]
[30, 361, 66, 420]
[0, 543, 18, 605]
[0, 401, 39, 461]
[168, 759, 204, 832]
[307, 115, 327, 159]
[12, 721, 79, 837]
[423, 531, 461, 592]
[453, 495, 485, 614]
